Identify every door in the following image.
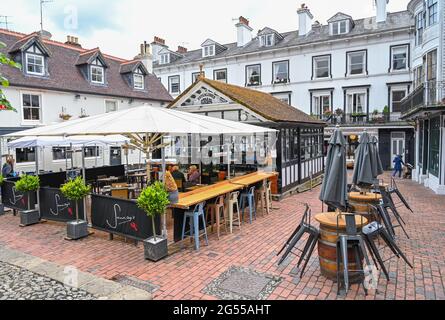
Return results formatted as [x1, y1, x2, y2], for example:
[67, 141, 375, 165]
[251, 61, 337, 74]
[110, 147, 122, 166]
[390, 132, 405, 168]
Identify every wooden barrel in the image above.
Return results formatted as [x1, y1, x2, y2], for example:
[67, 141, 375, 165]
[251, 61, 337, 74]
[315, 212, 368, 283]
[348, 192, 382, 223]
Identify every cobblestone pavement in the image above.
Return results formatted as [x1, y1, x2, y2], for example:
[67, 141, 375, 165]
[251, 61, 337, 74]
[0, 172, 444, 300]
[0, 261, 95, 300]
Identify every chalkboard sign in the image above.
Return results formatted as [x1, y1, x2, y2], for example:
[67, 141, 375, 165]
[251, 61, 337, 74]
[39, 187, 85, 222]
[91, 194, 160, 241]
[0, 180, 37, 211]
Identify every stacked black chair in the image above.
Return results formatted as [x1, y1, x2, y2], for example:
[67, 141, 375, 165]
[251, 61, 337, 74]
[336, 212, 371, 295]
[361, 221, 413, 282]
[379, 188, 410, 239]
[277, 204, 319, 277]
[389, 177, 413, 213]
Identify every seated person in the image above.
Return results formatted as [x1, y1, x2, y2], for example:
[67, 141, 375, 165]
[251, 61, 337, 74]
[164, 170, 179, 204]
[188, 165, 201, 185]
[171, 166, 186, 191]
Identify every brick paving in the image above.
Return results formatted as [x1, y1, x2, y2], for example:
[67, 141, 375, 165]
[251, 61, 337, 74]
[0, 172, 444, 300]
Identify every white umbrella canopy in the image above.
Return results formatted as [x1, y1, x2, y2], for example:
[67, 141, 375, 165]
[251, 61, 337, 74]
[7, 135, 130, 148]
[4, 105, 277, 137]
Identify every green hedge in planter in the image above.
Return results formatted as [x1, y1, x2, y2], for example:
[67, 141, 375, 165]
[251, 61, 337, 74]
[137, 181, 170, 241]
[15, 175, 40, 210]
[60, 177, 91, 220]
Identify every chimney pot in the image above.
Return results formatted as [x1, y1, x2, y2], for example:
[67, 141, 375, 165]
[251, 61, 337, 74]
[153, 36, 166, 45]
[177, 46, 188, 54]
[239, 16, 249, 26]
[65, 35, 81, 47]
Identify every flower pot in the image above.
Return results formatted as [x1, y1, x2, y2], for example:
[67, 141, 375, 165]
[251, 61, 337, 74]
[66, 220, 89, 240]
[144, 237, 168, 262]
[20, 209, 40, 226]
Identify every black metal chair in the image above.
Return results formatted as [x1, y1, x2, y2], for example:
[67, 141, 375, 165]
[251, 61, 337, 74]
[379, 188, 410, 239]
[277, 204, 319, 277]
[361, 221, 413, 282]
[389, 177, 414, 213]
[336, 212, 371, 296]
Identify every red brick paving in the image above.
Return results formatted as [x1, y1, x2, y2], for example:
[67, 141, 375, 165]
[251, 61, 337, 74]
[0, 172, 444, 300]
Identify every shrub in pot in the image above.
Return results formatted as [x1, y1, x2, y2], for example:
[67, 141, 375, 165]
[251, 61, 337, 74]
[137, 181, 170, 262]
[0, 175, 4, 215]
[60, 177, 91, 240]
[15, 175, 40, 226]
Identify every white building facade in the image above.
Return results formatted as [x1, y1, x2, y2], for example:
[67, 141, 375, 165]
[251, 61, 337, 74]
[0, 30, 172, 174]
[152, 1, 417, 170]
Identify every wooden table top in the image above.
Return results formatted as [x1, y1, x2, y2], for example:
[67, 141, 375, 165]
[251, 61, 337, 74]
[230, 171, 278, 187]
[348, 192, 382, 201]
[97, 177, 119, 182]
[314, 212, 368, 228]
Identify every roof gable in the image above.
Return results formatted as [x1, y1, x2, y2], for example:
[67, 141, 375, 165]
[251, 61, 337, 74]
[119, 60, 148, 74]
[8, 33, 52, 56]
[327, 12, 354, 24]
[258, 27, 284, 40]
[75, 49, 109, 67]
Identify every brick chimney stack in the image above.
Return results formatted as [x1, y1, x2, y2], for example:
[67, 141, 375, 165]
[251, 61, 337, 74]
[65, 35, 82, 48]
[151, 36, 168, 64]
[177, 46, 188, 54]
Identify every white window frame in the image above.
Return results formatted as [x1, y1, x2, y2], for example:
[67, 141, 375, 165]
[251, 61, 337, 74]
[52, 146, 69, 162]
[415, 11, 425, 46]
[391, 45, 409, 72]
[160, 53, 170, 65]
[133, 73, 144, 90]
[312, 93, 332, 116]
[169, 75, 180, 94]
[21, 91, 42, 123]
[313, 56, 331, 79]
[25, 52, 45, 76]
[203, 45, 215, 57]
[347, 51, 366, 76]
[83, 146, 100, 159]
[213, 69, 227, 83]
[272, 61, 290, 84]
[91, 65, 104, 84]
[331, 20, 348, 35]
[246, 64, 261, 86]
[260, 34, 274, 47]
[105, 99, 118, 113]
[271, 92, 291, 105]
[390, 86, 408, 113]
[427, 0, 438, 26]
[346, 89, 367, 115]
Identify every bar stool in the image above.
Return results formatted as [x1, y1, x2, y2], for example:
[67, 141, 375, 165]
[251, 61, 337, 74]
[228, 191, 241, 233]
[206, 195, 227, 240]
[181, 202, 208, 251]
[255, 184, 267, 216]
[266, 180, 273, 213]
[239, 186, 256, 224]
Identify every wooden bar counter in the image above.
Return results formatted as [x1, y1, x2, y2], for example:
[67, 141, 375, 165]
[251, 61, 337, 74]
[314, 212, 368, 282]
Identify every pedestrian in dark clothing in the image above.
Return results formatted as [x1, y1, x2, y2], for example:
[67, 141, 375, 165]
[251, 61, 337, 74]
[392, 154, 405, 178]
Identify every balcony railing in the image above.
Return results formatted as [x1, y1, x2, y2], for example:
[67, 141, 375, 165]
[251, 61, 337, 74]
[316, 113, 405, 125]
[401, 81, 445, 115]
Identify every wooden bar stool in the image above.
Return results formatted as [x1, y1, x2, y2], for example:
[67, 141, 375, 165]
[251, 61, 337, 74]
[255, 184, 267, 216]
[206, 195, 227, 239]
[228, 191, 241, 233]
[266, 180, 273, 213]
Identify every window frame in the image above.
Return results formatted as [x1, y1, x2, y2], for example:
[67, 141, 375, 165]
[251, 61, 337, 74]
[272, 60, 290, 84]
[168, 75, 181, 94]
[192, 71, 205, 83]
[203, 45, 215, 57]
[311, 92, 332, 117]
[90, 65, 105, 84]
[21, 92, 42, 123]
[15, 147, 36, 164]
[415, 11, 425, 46]
[160, 53, 170, 65]
[345, 88, 368, 116]
[83, 146, 100, 159]
[260, 34, 275, 47]
[52, 146, 69, 162]
[25, 52, 45, 76]
[331, 20, 348, 35]
[133, 73, 145, 90]
[213, 68, 228, 83]
[312, 55, 331, 80]
[427, 0, 438, 26]
[346, 50, 367, 77]
[389, 86, 408, 113]
[104, 99, 118, 113]
[271, 92, 292, 105]
[390, 44, 410, 72]
[245, 64, 262, 87]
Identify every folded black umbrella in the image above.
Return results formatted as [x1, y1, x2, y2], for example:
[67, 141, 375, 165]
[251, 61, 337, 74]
[352, 132, 377, 188]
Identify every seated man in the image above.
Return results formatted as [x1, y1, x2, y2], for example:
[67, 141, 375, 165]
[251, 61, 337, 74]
[188, 165, 201, 185]
[171, 166, 186, 190]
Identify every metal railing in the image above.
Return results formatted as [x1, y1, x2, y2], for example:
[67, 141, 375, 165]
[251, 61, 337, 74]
[317, 113, 405, 125]
[401, 81, 445, 115]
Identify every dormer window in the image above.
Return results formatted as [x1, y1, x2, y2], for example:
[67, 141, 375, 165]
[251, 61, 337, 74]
[90, 58, 104, 84]
[331, 20, 348, 35]
[25, 53, 45, 76]
[260, 34, 274, 47]
[203, 45, 215, 57]
[160, 53, 170, 65]
[133, 73, 144, 90]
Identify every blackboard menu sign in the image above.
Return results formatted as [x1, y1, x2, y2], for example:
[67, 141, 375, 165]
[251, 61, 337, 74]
[1, 180, 37, 211]
[39, 187, 85, 222]
[91, 194, 160, 241]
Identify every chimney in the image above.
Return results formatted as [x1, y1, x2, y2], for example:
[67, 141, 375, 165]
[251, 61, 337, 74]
[65, 35, 82, 48]
[236, 16, 253, 47]
[177, 46, 188, 54]
[375, 0, 389, 23]
[312, 21, 322, 33]
[151, 36, 168, 63]
[297, 3, 313, 36]
[136, 41, 153, 73]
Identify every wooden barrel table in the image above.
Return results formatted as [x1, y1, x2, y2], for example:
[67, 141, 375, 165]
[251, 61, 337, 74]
[348, 192, 382, 223]
[314, 212, 368, 282]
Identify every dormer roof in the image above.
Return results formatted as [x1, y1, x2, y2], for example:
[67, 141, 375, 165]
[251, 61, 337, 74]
[158, 47, 183, 58]
[75, 48, 108, 67]
[119, 60, 148, 74]
[8, 32, 52, 56]
[327, 12, 355, 26]
[257, 27, 284, 40]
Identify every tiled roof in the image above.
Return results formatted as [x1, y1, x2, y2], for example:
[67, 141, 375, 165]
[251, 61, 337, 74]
[170, 77, 325, 125]
[155, 11, 413, 68]
[0, 29, 173, 102]
[119, 60, 148, 74]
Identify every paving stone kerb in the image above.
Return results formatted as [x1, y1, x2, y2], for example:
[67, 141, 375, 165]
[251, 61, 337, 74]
[0, 247, 151, 300]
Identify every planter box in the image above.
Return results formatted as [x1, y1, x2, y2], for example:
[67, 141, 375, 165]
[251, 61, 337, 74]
[20, 209, 40, 226]
[144, 237, 168, 262]
[66, 220, 89, 240]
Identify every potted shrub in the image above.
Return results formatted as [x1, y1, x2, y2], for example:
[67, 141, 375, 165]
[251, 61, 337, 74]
[382, 105, 390, 121]
[137, 181, 170, 262]
[60, 177, 91, 240]
[15, 175, 40, 226]
[0, 175, 4, 215]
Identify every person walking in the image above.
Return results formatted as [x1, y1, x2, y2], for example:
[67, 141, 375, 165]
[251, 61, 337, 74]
[392, 154, 405, 178]
[1, 156, 15, 178]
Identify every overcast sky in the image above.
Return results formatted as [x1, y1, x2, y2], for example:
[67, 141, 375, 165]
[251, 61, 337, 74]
[2, 0, 410, 60]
